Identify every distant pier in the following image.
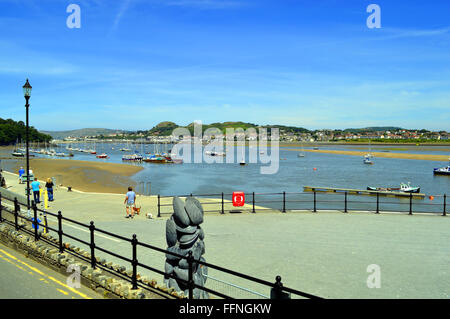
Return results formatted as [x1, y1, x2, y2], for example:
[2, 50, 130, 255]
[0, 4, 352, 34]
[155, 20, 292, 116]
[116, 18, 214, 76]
[303, 186, 426, 199]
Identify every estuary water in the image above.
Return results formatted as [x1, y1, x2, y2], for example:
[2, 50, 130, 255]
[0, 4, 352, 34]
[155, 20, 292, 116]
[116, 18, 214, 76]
[29, 142, 450, 213]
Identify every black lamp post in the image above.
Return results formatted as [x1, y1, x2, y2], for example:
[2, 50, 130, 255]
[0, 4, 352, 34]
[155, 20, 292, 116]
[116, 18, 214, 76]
[23, 79, 32, 215]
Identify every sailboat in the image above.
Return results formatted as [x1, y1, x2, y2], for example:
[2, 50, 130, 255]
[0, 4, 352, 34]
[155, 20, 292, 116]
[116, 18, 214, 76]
[298, 143, 305, 157]
[120, 140, 131, 152]
[11, 138, 25, 157]
[363, 139, 374, 164]
[89, 141, 97, 154]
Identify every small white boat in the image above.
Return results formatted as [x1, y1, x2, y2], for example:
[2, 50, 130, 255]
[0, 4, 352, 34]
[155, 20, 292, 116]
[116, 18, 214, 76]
[363, 155, 373, 165]
[11, 151, 25, 157]
[433, 158, 450, 176]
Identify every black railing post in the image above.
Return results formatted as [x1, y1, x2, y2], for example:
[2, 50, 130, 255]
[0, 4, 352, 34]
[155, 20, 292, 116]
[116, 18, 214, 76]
[270, 275, 290, 299]
[443, 194, 446, 217]
[58, 211, 63, 253]
[221, 192, 224, 214]
[313, 190, 317, 213]
[32, 201, 38, 241]
[14, 197, 19, 230]
[252, 192, 255, 213]
[409, 193, 413, 215]
[131, 234, 138, 290]
[376, 192, 379, 214]
[157, 195, 161, 218]
[89, 221, 96, 269]
[187, 250, 194, 299]
[344, 192, 348, 213]
[0, 193, 2, 222]
[282, 192, 286, 213]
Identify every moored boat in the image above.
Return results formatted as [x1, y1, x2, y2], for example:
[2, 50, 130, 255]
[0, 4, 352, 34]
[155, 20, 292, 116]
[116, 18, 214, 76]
[11, 151, 25, 157]
[122, 154, 143, 161]
[433, 158, 450, 176]
[363, 155, 373, 165]
[433, 165, 450, 175]
[367, 182, 420, 193]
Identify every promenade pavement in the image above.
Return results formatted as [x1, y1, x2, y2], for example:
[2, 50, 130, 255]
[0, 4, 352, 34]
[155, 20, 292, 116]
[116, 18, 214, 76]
[1, 170, 449, 299]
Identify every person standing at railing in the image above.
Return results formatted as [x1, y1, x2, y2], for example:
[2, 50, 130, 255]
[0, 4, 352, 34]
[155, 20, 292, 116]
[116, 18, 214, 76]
[124, 186, 136, 219]
[45, 178, 54, 201]
[31, 177, 41, 204]
[18, 167, 25, 184]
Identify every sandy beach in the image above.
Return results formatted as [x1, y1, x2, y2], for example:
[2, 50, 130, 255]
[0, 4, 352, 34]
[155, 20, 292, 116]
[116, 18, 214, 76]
[0, 147, 143, 194]
[285, 148, 450, 161]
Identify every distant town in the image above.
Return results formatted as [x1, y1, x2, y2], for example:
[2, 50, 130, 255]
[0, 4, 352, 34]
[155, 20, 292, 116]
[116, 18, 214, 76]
[50, 122, 449, 144]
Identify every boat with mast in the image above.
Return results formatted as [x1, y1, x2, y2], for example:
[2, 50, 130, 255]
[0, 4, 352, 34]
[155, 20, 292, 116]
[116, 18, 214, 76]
[363, 139, 374, 164]
[298, 143, 305, 157]
[120, 140, 131, 152]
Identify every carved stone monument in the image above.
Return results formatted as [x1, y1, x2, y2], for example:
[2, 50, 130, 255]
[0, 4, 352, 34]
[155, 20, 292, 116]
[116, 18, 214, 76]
[164, 196, 208, 299]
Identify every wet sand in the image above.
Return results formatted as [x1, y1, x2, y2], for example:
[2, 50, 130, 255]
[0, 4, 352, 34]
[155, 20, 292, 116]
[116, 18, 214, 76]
[285, 148, 450, 161]
[1, 153, 143, 194]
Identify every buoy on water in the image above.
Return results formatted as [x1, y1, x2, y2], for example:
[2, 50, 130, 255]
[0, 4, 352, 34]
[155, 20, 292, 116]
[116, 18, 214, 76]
[429, 195, 434, 201]
[313, 168, 317, 171]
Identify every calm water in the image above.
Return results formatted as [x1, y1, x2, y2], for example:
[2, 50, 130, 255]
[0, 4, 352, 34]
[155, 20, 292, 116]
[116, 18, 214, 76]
[19, 142, 450, 212]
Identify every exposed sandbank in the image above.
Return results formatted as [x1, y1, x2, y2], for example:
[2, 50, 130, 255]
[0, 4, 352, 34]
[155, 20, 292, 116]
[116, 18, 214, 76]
[4, 157, 143, 194]
[285, 149, 449, 161]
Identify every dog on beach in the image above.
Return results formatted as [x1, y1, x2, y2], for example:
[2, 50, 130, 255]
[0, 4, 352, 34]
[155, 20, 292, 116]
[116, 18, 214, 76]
[133, 206, 141, 215]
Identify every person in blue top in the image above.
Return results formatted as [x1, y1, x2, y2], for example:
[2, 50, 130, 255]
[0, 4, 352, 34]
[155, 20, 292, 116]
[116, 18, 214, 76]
[124, 186, 136, 219]
[31, 177, 41, 204]
[18, 167, 25, 184]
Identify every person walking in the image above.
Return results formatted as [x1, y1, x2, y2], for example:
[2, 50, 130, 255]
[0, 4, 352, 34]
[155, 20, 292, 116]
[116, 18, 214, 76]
[18, 167, 25, 184]
[45, 178, 54, 201]
[124, 186, 136, 218]
[31, 177, 41, 204]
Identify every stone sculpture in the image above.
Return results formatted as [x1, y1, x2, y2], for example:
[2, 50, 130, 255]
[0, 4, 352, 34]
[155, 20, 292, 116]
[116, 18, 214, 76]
[164, 196, 208, 299]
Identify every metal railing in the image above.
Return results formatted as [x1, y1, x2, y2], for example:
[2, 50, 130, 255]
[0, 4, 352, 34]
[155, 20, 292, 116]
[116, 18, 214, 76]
[0, 193, 321, 300]
[156, 191, 447, 217]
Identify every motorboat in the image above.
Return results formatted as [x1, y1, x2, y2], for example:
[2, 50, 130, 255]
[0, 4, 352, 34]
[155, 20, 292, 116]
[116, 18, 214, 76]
[143, 156, 166, 163]
[433, 165, 450, 176]
[363, 155, 373, 165]
[11, 151, 25, 157]
[122, 154, 143, 161]
[96, 153, 108, 159]
[367, 182, 420, 193]
[433, 158, 450, 176]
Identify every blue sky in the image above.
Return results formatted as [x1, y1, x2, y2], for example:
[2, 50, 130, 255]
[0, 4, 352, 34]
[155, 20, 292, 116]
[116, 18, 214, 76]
[0, 0, 449, 131]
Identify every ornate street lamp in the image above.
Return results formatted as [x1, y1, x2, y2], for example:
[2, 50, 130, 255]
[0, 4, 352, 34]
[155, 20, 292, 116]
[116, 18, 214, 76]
[23, 79, 32, 215]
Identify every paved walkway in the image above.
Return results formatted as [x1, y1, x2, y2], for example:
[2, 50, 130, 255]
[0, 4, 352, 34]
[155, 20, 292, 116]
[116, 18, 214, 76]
[1, 170, 449, 299]
[0, 243, 102, 299]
